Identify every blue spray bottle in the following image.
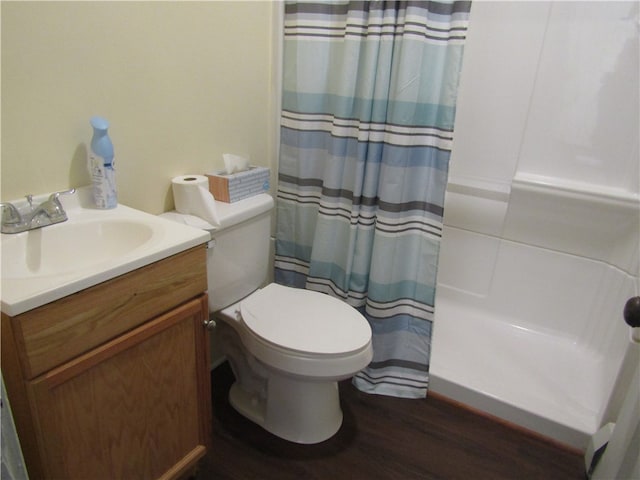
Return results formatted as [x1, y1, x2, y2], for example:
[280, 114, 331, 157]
[89, 116, 117, 209]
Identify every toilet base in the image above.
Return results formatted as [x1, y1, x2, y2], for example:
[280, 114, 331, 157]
[229, 374, 343, 444]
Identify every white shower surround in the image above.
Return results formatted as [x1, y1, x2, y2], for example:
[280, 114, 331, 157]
[428, 1, 639, 451]
[430, 177, 638, 449]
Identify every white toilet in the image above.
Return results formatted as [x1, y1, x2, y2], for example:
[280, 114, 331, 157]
[163, 193, 372, 444]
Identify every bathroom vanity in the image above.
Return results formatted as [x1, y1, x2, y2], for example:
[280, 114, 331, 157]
[1, 188, 213, 479]
[1, 246, 211, 479]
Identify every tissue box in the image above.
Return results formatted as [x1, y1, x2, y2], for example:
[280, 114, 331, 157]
[206, 166, 270, 203]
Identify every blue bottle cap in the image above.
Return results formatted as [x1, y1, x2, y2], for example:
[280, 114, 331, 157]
[90, 116, 110, 130]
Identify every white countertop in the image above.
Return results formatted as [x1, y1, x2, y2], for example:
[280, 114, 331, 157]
[1, 187, 210, 316]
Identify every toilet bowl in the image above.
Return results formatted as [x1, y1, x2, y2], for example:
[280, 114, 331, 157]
[216, 282, 372, 444]
[161, 193, 372, 443]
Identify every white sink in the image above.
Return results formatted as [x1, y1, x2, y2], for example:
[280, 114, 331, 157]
[1, 187, 210, 316]
[2, 220, 154, 279]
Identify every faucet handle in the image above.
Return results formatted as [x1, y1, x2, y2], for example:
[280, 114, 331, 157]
[0, 202, 22, 225]
[42, 188, 76, 219]
[48, 188, 76, 204]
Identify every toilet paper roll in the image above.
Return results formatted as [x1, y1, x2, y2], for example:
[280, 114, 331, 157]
[171, 175, 220, 226]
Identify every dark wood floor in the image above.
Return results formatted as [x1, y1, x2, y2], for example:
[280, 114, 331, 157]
[197, 362, 585, 479]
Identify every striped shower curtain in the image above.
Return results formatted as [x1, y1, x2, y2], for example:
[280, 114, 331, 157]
[275, 1, 470, 398]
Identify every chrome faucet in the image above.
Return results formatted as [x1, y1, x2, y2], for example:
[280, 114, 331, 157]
[1, 188, 76, 234]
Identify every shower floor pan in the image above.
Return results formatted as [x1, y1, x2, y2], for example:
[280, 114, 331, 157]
[430, 296, 603, 451]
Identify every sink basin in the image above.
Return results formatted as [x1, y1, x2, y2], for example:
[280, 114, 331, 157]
[2, 220, 154, 279]
[1, 187, 210, 316]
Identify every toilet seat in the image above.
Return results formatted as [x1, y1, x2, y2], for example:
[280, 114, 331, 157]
[217, 283, 372, 379]
[240, 283, 371, 355]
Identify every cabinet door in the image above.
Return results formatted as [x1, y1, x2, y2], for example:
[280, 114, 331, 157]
[27, 296, 211, 480]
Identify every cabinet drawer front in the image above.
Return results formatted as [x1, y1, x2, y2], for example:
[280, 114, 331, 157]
[11, 246, 207, 379]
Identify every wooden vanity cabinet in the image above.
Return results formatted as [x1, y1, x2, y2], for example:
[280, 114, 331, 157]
[1, 246, 212, 480]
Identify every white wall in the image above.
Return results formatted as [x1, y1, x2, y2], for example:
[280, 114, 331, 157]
[1, 2, 277, 214]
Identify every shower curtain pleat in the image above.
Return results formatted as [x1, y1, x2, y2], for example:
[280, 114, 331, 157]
[275, 0, 471, 398]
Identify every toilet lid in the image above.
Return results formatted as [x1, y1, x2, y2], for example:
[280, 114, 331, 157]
[240, 283, 371, 355]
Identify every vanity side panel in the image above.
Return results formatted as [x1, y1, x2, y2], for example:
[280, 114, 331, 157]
[13, 246, 207, 379]
[194, 291, 213, 454]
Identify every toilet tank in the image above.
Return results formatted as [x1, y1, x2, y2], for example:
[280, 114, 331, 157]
[206, 194, 274, 311]
[161, 194, 274, 312]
